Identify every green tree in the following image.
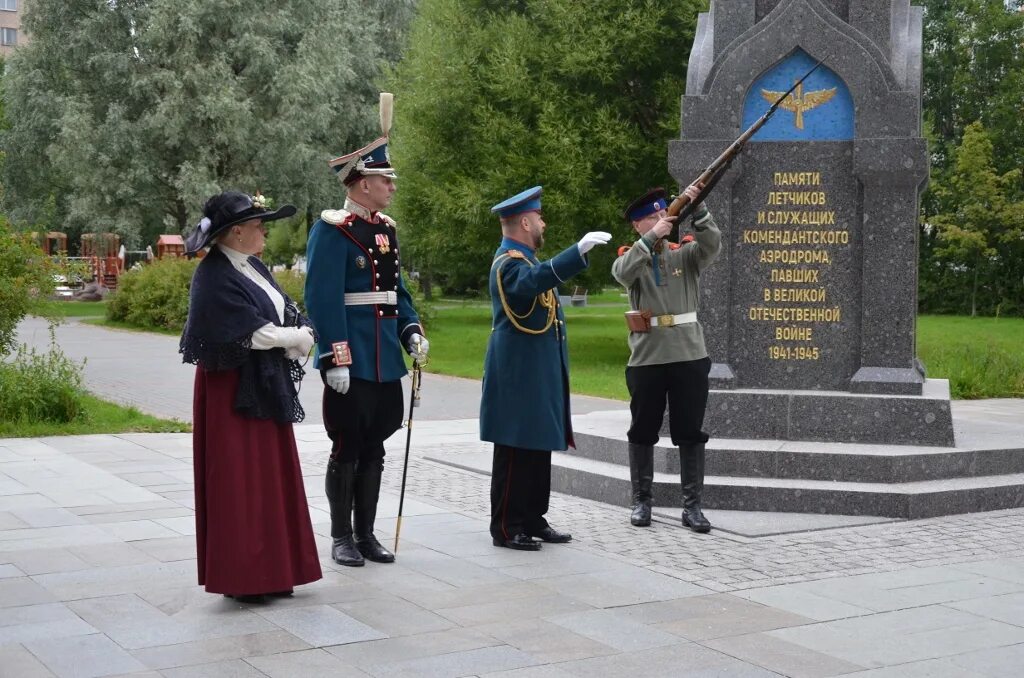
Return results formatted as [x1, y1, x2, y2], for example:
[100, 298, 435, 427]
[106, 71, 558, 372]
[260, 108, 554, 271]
[388, 0, 707, 294]
[0, 218, 56, 355]
[1, 0, 415, 249]
[922, 0, 1024, 174]
[927, 121, 1024, 316]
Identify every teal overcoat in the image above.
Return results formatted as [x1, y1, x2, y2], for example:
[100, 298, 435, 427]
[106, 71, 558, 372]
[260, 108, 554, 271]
[479, 238, 589, 451]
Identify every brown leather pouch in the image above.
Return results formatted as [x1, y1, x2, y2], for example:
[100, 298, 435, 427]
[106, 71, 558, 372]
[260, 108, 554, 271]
[625, 310, 652, 333]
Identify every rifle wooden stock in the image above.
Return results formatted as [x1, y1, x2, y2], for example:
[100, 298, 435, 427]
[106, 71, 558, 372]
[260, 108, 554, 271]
[666, 56, 828, 219]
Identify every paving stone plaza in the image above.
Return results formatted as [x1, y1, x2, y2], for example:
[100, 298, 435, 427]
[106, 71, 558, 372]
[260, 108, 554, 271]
[3, 317, 1024, 677]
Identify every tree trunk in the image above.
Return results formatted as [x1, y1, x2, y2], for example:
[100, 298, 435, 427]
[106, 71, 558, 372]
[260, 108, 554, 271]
[971, 267, 978, 317]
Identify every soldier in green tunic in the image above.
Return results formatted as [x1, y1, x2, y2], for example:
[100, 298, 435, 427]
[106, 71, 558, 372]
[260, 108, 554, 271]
[611, 183, 721, 532]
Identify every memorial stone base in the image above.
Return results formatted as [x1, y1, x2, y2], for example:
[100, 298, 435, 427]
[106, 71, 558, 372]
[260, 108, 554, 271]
[542, 381, 1024, 520]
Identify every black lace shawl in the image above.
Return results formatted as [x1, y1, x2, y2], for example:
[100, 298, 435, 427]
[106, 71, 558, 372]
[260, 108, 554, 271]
[179, 246, 310, 424]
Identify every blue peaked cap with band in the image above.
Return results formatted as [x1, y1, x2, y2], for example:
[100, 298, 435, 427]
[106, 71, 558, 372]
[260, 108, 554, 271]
[624, 187, 668, 222]
[491, 186, 543, 218]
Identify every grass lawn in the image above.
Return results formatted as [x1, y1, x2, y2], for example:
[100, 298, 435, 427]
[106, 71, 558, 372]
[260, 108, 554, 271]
[423, 301, 1023, 400]
[918, 315, 1024, 399]
[0, 393, 190, 438]
[33, 299, 109, 318]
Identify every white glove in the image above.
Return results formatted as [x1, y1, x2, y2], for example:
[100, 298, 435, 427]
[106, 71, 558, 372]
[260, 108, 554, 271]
[408, 333, 429, 362]
[325, 366, 350, 394]
[282, 327, 314, 360]
[577, 231, 612, 256]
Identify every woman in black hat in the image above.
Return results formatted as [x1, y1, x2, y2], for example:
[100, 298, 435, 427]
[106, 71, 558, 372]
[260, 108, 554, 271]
[180, 190, 322, 603]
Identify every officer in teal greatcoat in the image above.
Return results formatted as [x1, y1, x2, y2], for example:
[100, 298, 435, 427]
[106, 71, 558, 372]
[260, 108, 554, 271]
[480, 186, 611, 550]
[305, 124, 428, 568]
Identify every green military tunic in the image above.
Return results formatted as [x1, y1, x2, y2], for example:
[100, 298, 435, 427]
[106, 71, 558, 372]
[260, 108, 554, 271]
[611, 213, 721, 366]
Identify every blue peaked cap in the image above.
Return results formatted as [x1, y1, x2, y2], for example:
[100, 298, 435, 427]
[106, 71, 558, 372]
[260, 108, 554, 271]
[624, 188, 668, 222]
[491, 186, 543, 218]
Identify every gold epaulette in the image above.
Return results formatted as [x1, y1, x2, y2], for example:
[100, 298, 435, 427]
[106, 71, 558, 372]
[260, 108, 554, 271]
[379, 213, 397, 229]
[506, 249, 525, 259]
[321, 209, 351, 225]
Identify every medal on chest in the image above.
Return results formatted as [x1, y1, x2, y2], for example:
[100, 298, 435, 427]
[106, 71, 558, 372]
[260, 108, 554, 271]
[374, 233, 391, 254]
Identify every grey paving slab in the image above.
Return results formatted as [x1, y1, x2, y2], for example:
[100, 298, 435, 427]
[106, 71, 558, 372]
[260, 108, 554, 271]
[946, 591, 1024, 626]
[24, 633, 148, 678]
[0, 603, 97, 645]
[839, 658, 989, 677]
[480, 666, 579, 678]
[0, 577, 57, 608]
[334, 596, 456, 637]
[613, 593, 814, 640]
[0, 642, 57, 677]
[68, 593, 275, 650]
[544, 609, 681, 652]
[394, 579, 550, 611]
[33, 560, 196, 600]
[434, 592, 593, 627]
[161, 658, 269, 677]
[66, 541, 157, 567]
[0, 547, 93, 576]
[0, 511, 30, 530]
[128, 630, 310, 670]
[704, 632, 867, 678]
[473, 618, 618, 664]
[531, 565, 709, 608]
[324, 628, 499, 669]
[553, 642, 782, 677]
[0, 562, 24, 578]
[245, 648, 371, 678]
[128, 535, 197, 563]
[768, 605, 1024, 667]
[734, 584, 876, 622]
[361, 644, 540, 678]
[944, 642, 1024, 677]
[257, 604, 388, 647]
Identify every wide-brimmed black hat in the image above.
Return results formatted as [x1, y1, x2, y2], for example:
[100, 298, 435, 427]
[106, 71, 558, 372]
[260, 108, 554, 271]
[185, 191, 296, 255]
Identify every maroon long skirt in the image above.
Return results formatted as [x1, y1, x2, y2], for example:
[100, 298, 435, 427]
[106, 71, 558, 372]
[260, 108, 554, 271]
[193, 367, 322, 595]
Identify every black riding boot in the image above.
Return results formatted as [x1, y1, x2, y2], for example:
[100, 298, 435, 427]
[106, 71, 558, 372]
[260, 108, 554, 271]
[325, 459, 364, 566]
[354, 460, 395, 563]
[679, 443, 711, 533]
[628, 443, 654, 527]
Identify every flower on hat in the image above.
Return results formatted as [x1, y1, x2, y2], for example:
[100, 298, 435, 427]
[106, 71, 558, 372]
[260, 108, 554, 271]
[252, 192, 273, 210]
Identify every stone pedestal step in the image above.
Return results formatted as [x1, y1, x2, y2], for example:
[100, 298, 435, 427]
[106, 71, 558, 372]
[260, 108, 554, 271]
[571, 431, 1024, 484]
[548, 453, 1024, 519]
[428, 449, 1024, 519]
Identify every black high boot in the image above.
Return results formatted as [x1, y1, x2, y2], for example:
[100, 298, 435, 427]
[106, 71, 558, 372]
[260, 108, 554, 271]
[354, 460, 395, 563]
[628, 443, 654, 527]
[325, 459, 364, 566]
[679, 443, 711, 533]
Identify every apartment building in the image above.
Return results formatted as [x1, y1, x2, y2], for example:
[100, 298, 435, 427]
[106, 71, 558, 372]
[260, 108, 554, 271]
[0, 0, 23, 58]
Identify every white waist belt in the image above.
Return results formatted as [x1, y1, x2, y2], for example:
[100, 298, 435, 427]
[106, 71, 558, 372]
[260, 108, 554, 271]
[649, 312, 697, 327]
[345, 291, 398, 306]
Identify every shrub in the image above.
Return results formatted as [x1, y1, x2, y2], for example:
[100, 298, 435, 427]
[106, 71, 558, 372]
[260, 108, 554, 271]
[107, 257, 198, 331]
[0, 338, 86, 424]
[0, 219, 56, 355]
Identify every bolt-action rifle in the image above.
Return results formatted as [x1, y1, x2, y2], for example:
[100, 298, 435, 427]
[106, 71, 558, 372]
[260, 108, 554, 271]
[667, 56, 830, 222]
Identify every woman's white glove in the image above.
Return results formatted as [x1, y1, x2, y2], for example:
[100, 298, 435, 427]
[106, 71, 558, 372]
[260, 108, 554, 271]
[407, 333, 429, 362]
[325, 366, 350, 394]
[285, 326, 315, 360]
[577, 231, 612, 256]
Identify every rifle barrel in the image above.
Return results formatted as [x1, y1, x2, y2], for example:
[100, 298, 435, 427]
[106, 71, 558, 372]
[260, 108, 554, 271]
[666, 55, 829, 217]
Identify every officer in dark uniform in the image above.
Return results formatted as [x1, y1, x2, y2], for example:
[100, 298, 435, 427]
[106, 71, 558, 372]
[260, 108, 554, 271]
[480, 186, 611, 550]
[304, 101, 428, 567]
